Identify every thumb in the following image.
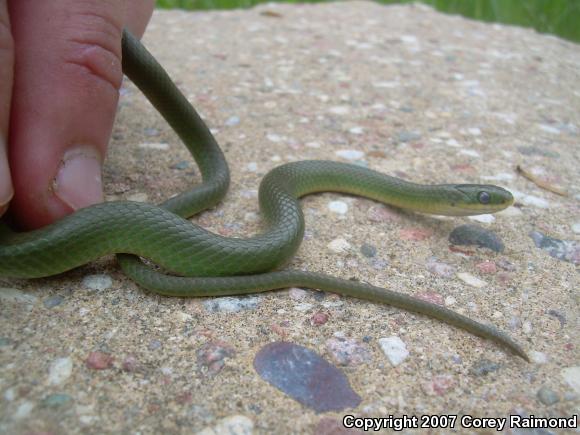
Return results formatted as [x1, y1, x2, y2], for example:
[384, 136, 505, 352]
[8, 0, 124, 229]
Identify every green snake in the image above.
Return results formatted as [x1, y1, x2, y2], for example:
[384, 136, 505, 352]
[0, 30, 527, 361]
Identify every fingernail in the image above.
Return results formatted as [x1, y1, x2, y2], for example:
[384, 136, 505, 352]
[54, 146, 103, 210]
[0, 141, 13, 207]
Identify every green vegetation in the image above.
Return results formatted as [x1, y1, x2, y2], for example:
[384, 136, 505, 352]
[156, 0, 580, 43]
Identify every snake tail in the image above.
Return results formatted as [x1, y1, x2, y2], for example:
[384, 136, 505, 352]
[119, 254, 528, 361]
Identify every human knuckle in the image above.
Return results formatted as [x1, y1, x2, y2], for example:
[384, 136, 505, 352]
[62, 11, 123, 91]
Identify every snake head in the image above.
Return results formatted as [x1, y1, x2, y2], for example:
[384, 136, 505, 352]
[447, 184, 514, 215]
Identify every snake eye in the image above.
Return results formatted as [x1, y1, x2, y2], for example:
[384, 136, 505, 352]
[478, 191, 491, 204]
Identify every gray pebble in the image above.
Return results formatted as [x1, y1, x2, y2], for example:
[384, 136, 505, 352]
[397, 131, 421, 142]
[508, 316, 522, 330]
[451, 355, 463, 364]
[312, 291, 326, 301]
[0, 288, 38, 304]
[203, 296, 261, 313]
[360, 243, 377, 258]
[449, 224, 505, 252]
[536, 387, 560, 406]
[171, 161, 191, 170]
[43, 295, 64, 309]
[353, 160, 368, 168]
[496, 258, 516, 271]
[529, 231, 580, 265]
[370, 258, 389, 270]
[517, 146, 559, 158]
[144, 127, 159, 136]
[225, 115, 240, 126]
[41, 393, 73, 408]
[187, 404, 214, 423]
[326, 336, 372, 366]
[223, 222, 243, 232]
[470, 359, 500, 376]
[198, 415, 254, 434]
[546, 309, 566, 328]
[149, 339, 162, 350]
[82, 274, 113, 292]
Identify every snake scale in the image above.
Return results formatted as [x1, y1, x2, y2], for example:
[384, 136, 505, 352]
[0, 30, 527, 360]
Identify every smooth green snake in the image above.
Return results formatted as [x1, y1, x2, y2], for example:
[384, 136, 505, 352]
[0, 30, 527, 361]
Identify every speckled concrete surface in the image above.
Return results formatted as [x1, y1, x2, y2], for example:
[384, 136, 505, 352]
[1, 2, 579, 434]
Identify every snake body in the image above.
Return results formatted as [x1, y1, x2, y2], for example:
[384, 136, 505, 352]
[0, 31, 527, 360]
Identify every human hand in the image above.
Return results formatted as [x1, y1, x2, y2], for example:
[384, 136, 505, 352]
[0, 0, 155, 228]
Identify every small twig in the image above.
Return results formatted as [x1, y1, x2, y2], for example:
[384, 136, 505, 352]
[516, 165, 568, 197]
